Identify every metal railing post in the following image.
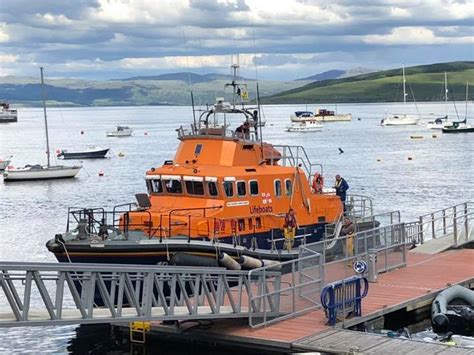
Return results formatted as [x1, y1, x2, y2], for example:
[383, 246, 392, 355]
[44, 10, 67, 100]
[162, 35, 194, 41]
[431, 213, 436, 239]
[453, 208, 458, 247]
[442, 209, 446, 235]
[419, 216, 424, 244]
[464, 203, 469, 242]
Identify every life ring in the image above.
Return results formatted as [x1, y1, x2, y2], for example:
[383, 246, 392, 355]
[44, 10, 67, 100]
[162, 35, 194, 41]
[312, 173, 324, 194]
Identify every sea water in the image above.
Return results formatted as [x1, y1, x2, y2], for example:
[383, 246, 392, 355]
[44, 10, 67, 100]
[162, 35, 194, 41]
[0, 102, 473, 353]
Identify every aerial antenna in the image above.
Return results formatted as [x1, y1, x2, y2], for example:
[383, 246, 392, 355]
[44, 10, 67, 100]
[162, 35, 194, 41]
[183, 31, 197, 127]
[251, 13, 264, 149]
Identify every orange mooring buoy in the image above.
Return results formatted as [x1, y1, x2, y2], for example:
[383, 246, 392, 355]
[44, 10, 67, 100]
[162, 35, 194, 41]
[98, 170, 104, 176]
[407, 156, 413, 161]
[144, 132, 148, 136]
[81, 131, 84, 135]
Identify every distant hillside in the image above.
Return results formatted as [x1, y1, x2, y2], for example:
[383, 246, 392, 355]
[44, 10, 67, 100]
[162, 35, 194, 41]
[297, 70, 345, 81]
[119, 72, 253, 83]
[263, 61, 474, 104]
[0, 75, 308, 107]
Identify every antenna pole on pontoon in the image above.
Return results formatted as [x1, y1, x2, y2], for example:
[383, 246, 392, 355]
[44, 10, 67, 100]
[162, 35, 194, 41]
[40, 67, 51, 168]
[466, 81, 469, 120]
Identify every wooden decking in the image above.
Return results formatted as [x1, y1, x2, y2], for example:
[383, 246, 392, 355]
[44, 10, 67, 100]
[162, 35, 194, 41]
[146, 248, 474, 353]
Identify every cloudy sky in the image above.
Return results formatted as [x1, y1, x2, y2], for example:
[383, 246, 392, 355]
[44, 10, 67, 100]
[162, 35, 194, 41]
[0, 0, 473, 80]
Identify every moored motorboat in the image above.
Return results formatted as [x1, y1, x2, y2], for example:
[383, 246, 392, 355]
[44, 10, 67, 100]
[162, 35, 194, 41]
[441, 119, 474, 133]
[106, 126, 133, 137]
[0, 102, 18, 123]
[57, 146, 110, 159]
[287, 119, 323, 132]
[47, 61, 346, 268]
[290, 109, 351, 123]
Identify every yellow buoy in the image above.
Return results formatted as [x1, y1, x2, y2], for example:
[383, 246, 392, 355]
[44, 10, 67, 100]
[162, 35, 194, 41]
[432, 134, 437, 138]
[118, 152, 125, 157]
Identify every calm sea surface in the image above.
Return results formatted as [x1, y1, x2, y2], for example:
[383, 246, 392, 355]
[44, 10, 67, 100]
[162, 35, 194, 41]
[0, 102, 473, 353]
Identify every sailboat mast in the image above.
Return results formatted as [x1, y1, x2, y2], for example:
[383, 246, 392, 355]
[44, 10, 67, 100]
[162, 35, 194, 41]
[402, 66, 406, 107]
[40, 67, 51, 168]
[445, 72, 448, 117]
[466, 81, 469, 120]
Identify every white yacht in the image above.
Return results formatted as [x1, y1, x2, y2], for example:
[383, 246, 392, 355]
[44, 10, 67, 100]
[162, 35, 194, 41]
[427, 73, 457, 130]
[3, 68, 81, 181]
[0, 156, 12, 171]
[106, 126, 133, 137]
[381, 66, 420, 126]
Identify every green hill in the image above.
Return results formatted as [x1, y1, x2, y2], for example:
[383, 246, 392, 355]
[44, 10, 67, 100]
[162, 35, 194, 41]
[262, 61, 474, 104]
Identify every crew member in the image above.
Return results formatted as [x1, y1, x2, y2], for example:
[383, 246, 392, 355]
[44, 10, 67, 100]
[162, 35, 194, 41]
[341, 217, 355, 267]
[335, 174, 349, 211]
[283, 208, 297, 251]
[312, 172, 324, 194]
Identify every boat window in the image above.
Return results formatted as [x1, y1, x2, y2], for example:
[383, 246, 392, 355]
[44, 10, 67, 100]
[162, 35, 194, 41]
[274, 179, 282, 197]
[223, 181, 234, 197]
[238, 218, 245, 231]
[185, 181, 204, 195]
[194, 144, 203, 155]
[248, 218, 253, 230]
[207, 181, 218, 196]
[163, 178, 183, 194]
[236, 180, 246, 197]
[249, 180, 259, 196]
[255, 217, 262, 229]
[285, 179, 292, 197]
[150, 179, 163, 194]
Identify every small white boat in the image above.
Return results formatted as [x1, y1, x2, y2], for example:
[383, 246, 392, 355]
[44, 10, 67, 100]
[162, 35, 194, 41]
[381, 114, 419, 126]
[0, 156, 12, 170]
[0, 102, 18, 123]
[426, 116, 454, 129]
[106, 126, 133, 137]
[3, 67, 81, 182]
[287, 120, 323, 132]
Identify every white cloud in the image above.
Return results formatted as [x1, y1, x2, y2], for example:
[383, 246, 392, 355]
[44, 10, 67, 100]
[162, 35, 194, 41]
[0, 23, 9, 42]
[363, 26, 473, 45]
[0, 54, 18, 63]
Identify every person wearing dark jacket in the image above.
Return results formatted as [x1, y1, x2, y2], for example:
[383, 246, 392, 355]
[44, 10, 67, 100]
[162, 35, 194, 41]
[335, 174, 349, 211]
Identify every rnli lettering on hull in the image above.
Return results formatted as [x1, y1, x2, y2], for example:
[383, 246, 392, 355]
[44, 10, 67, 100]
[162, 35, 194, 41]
[226, 201, 250, 207]
[250, 205, 273, 214]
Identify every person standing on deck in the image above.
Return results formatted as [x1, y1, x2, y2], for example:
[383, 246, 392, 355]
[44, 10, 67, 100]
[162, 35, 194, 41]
[335, 175, 349, 212]
[283, 208, 297, 251]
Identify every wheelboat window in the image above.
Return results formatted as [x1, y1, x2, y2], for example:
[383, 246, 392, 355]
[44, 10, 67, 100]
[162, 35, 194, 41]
[236, 180, 246, 197]
[249, 180, 259, 196]
[285, 179, 293, 196]
[146, 176, 163, 194]
[274, 179, 282, 197]
[185, 181, 204, 195]
[207, 181, 218, 196]
[162, 176, 183, 194]
[238, 219, 245, 231]
[223, 181, 234, 197]
[255, 217, 262, 229]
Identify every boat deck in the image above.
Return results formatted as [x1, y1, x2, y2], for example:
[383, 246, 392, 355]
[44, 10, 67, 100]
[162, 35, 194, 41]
[144, 248, 474, 353]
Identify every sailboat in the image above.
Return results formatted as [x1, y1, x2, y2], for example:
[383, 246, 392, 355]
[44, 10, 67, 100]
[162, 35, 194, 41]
[427, 72, 457, 130]
[381, 66, 419, 126]
[442, 82, 474, 133]
[3, 67, 82, 181]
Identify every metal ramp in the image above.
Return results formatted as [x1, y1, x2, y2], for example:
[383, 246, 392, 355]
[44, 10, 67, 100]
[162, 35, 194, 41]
[0, 262, 282, 327]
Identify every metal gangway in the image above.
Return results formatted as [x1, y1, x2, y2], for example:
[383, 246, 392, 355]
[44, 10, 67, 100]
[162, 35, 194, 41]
[0, 263, 282, 328]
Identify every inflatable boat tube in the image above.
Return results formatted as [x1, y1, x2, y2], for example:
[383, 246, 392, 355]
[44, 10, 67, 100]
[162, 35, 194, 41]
[218, 252, 241, 270]
[261, 259, 282, 271]
[170, 252, 219, 268]
[432, 285, 474, 334]
[239, 255, 263, 269]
